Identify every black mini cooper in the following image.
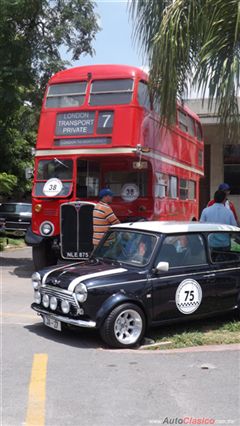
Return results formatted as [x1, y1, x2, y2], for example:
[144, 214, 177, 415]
[31, 222, 240, 348]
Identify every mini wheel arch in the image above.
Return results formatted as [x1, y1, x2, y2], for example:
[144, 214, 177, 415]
[96, 293, 148, 329]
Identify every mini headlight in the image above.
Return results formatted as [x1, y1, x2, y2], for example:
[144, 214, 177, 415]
[50, 296, 58, 311]
[42, 294, 50, 308]
[75, 283, 88, 303]
[61, 300, 70, 314]
[40, 221, 54, 236]
[32, 272, 41, 290]
[34, 291, 41, 304]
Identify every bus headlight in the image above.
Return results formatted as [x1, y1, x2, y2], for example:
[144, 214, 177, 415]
[40, 221, 54, 236]
[32, 272, 42, 290]
[75, 283, 88, 303]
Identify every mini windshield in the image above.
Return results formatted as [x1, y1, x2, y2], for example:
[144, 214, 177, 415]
[94, 230, 157, 266]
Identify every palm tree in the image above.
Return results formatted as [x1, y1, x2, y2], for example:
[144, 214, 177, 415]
[130, 0, 240, 140]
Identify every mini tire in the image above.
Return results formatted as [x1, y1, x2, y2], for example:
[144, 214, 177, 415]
[100, 303, 146, 348]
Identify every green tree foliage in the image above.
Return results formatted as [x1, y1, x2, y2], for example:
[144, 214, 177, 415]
[130, 0, 240, 140]
[0, 173, 17, 195]
[0, 0, 100, 197]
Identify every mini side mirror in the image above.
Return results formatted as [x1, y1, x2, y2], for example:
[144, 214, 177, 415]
[155, 261, 169, 273]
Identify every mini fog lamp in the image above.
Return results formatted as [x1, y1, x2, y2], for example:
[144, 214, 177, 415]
[42, 294, 50, 308]
[32, 272, 41, 290]
[34, 291, 41, 304]
[61, 300, 70, 314]
[50, 297, 58, 311]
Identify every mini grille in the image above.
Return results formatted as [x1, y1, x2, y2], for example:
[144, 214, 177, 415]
[40, 286, 79, 316]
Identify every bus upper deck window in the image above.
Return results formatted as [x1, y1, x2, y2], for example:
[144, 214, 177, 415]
[187, 115, 195, 137]
[138, 81, 151, 110]
[178, 110, 188, 133]
[46, 82, 87, 108]
[89, 79, 133, 106]
[196, 122, 203, 141]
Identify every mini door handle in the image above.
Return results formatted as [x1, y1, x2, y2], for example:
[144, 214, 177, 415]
[203, 273, 216, 278]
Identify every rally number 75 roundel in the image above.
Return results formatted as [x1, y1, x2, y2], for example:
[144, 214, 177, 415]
[175, 279, 202, 315]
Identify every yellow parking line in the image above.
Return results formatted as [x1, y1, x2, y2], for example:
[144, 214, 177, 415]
[25, 354, 48, 426]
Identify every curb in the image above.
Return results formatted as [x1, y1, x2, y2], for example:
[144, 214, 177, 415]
[100, 343, 240, 354]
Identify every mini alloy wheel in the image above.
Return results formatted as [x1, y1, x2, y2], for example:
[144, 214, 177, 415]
[100, 303, 146, 348]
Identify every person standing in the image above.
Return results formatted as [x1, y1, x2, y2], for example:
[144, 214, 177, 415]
[92, 188, 120, 248]
[200, 190, 237, 226]
[207, 183, 239, 224]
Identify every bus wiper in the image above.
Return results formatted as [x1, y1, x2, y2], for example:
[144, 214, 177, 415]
[54, 158, 69, 168]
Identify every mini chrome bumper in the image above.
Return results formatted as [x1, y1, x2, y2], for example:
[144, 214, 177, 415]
[31, 304, 96, 328]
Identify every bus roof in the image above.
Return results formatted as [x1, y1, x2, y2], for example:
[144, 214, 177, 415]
[49, 64, 149, 85]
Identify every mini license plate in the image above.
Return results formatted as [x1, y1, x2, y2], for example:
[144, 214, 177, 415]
[43, 315, 61, 331]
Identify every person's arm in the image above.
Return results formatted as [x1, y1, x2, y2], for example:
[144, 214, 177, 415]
[106, 207, 120, 225]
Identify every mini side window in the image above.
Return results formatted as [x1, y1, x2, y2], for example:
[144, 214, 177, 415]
[209, 232, 240, 263]
[156, 234, 206, 268]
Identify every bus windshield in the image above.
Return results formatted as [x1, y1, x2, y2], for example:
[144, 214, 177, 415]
[76, 159, 149, 199]
[37, 159, 73, 180]
[33, 159, 74, 198]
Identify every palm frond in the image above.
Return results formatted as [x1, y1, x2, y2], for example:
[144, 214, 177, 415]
[194, 0, 240, 140]
[130, 0, 240, 139]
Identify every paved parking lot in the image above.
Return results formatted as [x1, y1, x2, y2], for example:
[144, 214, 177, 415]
[1, 247, 240, 426]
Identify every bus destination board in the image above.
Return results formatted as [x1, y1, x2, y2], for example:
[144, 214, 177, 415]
[55, 111, 95, 136]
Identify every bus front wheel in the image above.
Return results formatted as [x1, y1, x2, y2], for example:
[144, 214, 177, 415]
[32, 241, 58, 271]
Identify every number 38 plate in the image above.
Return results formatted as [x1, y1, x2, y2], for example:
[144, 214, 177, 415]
[43, 315, 61, 331]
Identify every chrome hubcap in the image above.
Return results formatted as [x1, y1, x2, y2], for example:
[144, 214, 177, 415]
[114, 309, 143, 345]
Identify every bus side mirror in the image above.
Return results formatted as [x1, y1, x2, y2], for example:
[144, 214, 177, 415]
[155, 261, 169, 273]
[25, 167, 33, 179]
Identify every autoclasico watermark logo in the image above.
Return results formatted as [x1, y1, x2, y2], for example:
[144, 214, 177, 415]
[149, 418, 235, 425]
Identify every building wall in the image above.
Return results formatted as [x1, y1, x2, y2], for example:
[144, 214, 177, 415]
[186, 99, 240, 220]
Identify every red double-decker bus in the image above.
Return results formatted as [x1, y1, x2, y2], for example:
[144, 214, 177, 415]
[26, 64, 204, 269]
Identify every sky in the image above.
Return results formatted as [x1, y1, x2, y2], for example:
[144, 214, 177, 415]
[69, 0, 147, 69]
[65, 0, 200, 98]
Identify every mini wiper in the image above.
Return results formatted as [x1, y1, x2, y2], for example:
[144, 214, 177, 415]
[103, 257, 121, 265]
[89, 256, 100, 264]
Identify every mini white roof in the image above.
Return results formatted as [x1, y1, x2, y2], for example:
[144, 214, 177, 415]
[111, 221, 240, 234]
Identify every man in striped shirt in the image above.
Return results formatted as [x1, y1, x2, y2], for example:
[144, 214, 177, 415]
[92, 188, 120, 247]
